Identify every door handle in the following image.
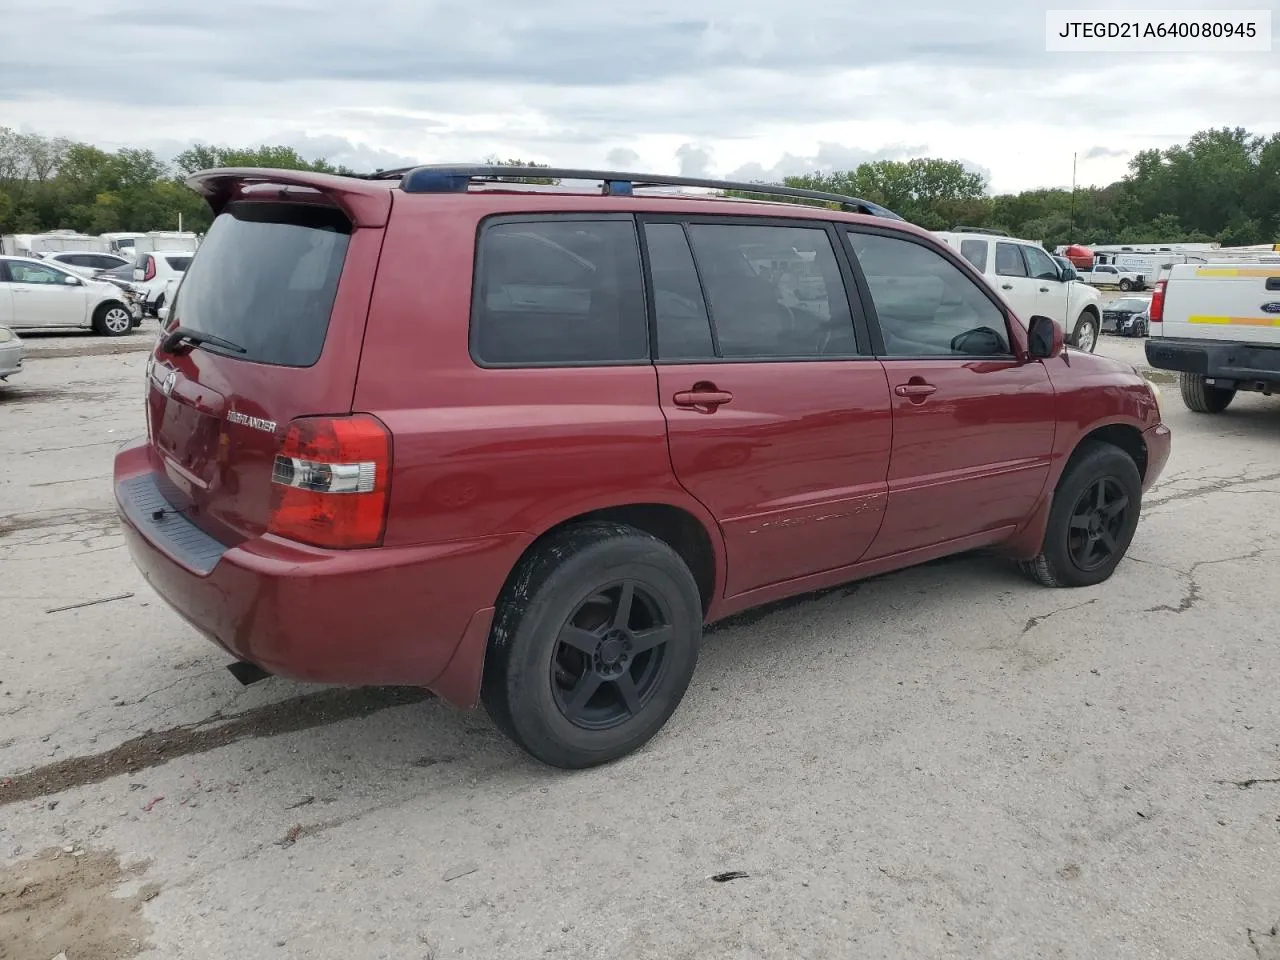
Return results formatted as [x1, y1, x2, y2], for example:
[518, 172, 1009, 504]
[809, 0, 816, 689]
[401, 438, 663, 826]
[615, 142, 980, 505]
[1039, 286, 1050, 292]
[1000, 283, 1014, 290]
[673, 388, 733, 410]
[895, 382, 937, 399]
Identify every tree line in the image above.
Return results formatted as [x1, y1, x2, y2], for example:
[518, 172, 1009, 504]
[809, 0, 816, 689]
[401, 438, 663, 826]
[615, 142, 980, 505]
[1, 126, 1276, 248]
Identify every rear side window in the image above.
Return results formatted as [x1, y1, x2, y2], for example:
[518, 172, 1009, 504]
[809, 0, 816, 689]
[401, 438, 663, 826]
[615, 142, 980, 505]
[472, 219, 647, 365]
[959, 239, 988, 273]
[166, 256, 192, 271]
[169, 201, 351, 367]
[682, 223, 856, 359]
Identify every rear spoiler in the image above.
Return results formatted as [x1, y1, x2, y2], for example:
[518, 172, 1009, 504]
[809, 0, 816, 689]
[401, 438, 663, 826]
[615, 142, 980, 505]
[185, 168, 393, 228]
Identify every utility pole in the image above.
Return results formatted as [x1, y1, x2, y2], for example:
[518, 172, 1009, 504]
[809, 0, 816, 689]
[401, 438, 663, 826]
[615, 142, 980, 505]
[1068, 152, 1077, 243]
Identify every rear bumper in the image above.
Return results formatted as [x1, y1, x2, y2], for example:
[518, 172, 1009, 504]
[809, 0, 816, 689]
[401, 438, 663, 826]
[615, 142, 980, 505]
[1142, 422, 1171, 493]
[1146, 337, 1280, 384]
[114, 437, 528, 700]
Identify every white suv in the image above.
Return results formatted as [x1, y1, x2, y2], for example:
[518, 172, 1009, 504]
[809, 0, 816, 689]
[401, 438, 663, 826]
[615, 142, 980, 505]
[933, 229, 1103, 352]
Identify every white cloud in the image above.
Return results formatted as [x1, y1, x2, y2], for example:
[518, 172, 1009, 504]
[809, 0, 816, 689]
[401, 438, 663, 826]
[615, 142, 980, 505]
[0, 1, 1276, 194]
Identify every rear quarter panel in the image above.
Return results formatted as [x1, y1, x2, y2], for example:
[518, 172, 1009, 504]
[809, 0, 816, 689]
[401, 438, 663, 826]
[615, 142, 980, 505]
[353, 193, 728, 605]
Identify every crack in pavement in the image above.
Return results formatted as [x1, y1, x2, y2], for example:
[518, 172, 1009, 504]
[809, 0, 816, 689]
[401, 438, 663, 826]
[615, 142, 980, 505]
[1023, 598, 1098, 635]
[0, 687, 432, 807]
[1249, 923, 1280, 960]
[1143, 546, 1269, 615]
[1146, 470, 1280, 510]
[1219, 777, 1280, 790]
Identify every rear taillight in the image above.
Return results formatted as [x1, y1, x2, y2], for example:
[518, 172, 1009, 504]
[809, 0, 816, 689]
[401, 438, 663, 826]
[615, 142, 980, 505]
[143, 257, 156, 282]
[268, 415, 392, 549]
[1149, 280, 1165, 323]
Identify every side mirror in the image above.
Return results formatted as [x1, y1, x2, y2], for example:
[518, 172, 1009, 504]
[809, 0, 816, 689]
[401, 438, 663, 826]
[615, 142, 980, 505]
[63, 275, 80, 285]
[1027, 315, 1064, 359]
[1060, 266, 1078, 281]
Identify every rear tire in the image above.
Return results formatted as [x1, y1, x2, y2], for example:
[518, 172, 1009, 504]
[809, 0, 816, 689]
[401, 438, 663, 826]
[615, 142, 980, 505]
[1019, 441, 1142, 589]
[481, 522, 703, 769]
[1179, 373, 1235, 413]
[92, 302, 133, 337]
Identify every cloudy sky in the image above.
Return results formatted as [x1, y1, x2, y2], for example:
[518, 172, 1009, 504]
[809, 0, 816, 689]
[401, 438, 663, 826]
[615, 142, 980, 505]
[2, 0, 1277, 194]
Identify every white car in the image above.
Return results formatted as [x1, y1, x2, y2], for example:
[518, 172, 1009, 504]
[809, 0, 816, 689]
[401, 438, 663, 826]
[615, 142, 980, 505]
[41, 250, 132, 279]
[132, 249, 193, 316]
[156, 276, 181, 322]
[0, 256, 139, 336]
[0, 324, 23, 379]
[1077, 263, 1147, 292]
[934, 229, 1104, 352]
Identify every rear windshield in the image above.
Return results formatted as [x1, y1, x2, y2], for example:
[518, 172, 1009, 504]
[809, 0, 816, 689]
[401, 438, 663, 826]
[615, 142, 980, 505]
[165, 256, 192, 271]
[169, 202, 351, 366]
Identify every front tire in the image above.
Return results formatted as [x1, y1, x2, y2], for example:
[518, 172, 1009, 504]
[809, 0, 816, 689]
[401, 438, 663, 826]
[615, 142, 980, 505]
[1072, 313, 1099, 353]
[1179, 373, 1235, 413]
[481, 522, 703, 769]
[1019, 441, 1142, 588]
[1118, 278, 1133, 292]
[93, 302, 133, 337]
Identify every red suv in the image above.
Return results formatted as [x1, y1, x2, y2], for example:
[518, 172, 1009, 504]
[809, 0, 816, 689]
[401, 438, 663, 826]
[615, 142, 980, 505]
[114, 165, 1170, 768]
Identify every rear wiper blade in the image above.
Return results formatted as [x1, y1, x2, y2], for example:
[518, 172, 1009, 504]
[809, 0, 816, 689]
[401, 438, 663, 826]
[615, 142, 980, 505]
[162, 326, 246, 355]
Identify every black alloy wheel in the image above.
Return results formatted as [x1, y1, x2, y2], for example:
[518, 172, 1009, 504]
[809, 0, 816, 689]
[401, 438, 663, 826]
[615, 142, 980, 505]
[551, 580, 673, 730]
[1066, 477, 1130, 572]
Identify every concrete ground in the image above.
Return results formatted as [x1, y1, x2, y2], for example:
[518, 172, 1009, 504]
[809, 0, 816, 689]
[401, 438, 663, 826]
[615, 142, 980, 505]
[2, 327, 1279, 960]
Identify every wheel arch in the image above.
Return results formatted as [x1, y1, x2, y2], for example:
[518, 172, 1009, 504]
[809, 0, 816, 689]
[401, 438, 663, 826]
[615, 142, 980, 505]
[510, 501, 723, 618]
[1062, 422, 1148, 485]
[1000, 419, 1148, 561]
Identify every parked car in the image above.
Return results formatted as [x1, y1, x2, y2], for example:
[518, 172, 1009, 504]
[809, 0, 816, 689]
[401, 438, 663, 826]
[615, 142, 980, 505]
[42, 250, 132, 279]
[1078, 263, 1146, 292]
[96, 262, 147, 313]
[132, 250, 192, 316]
[1145, 260, 1280, 412]
[1101, 296, 1153, 337]
[0, 255, 139, 336]
[0, 324, 23, 380]
[155, 276, 181, 322]
[934, 229, 1104, 352]
[115, 164, 1170, 769]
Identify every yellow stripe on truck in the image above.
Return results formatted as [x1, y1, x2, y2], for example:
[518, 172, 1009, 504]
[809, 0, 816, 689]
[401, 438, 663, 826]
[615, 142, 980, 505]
[1188, 315, 1280, 327]
[1194, 267, 1280, 278]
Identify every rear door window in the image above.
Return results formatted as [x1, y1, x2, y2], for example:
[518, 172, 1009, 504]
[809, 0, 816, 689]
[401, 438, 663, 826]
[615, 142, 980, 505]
[167, 201, 351, 367]
[471, 218, 648, 365]
[165, 256, 192, 271]
[644, 222, 715, 361]
[682, 222, 857, 358]
[959, 239, 989, 273]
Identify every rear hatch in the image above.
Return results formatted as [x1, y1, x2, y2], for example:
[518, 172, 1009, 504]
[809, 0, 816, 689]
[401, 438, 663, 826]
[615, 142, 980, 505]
[145, 183, 390, 548]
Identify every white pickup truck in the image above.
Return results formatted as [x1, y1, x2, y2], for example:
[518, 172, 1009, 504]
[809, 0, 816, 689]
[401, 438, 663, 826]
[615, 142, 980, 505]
[1077, 263, 1147, 292]
[1144, 261, 1280, 412]
[934, 229, 1104, 352]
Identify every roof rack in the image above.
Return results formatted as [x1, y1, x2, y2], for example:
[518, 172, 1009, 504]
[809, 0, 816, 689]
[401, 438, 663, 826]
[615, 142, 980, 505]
[950, 225, 1008, 236]
[361, 164, 906, 220]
